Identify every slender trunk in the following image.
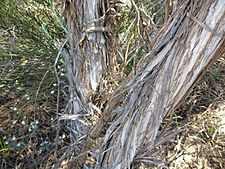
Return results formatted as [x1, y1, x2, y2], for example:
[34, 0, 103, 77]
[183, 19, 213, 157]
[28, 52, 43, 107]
[61, 0, 115, 144]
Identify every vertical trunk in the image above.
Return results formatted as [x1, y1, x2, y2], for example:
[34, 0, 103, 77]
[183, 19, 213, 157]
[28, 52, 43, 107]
[61, 0, 115, 143]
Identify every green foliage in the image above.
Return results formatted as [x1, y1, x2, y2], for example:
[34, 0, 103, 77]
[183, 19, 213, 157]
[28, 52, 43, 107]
[0, 138, 9, 156]
[0, 0, 66, 99]
[116, 0, 164, 75]
[0, 0, 64, 59]
[0, 3, 68, 166]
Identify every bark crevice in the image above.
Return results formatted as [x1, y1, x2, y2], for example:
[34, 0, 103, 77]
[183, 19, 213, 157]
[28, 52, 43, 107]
[60, 0, 225, 168]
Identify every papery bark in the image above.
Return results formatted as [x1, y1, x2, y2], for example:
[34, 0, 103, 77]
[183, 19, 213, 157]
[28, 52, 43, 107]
[96, 0, 225, 168]
[61, 0, 225, 168]
[61, 0, 114, 143]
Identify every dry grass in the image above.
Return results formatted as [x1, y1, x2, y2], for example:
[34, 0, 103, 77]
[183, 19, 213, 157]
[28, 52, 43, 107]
[0, 59, 70, 169]
[169, 103, 225, 169]
[0, 96, 71, 169]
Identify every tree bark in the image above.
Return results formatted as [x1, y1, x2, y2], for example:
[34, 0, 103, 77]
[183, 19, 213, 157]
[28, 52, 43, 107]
[61, 0, 225, 168]
[61, 0, 117, 144]
[96, 1, 225, 168]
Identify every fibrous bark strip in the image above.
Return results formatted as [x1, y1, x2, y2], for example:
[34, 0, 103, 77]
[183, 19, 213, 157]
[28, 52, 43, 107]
[60, 0, 225, 168]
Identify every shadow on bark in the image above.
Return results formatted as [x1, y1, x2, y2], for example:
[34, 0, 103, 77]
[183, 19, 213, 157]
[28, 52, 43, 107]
[58, 0, 225, 168]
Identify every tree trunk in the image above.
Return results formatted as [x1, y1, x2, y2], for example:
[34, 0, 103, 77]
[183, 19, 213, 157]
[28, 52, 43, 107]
[61, 0, 116, 144]
[60, 0, 225, 168]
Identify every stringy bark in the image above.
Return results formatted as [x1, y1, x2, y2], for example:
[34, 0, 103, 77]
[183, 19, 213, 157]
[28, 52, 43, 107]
[95, 0, 225, 168]
[60, 0, 225, 168]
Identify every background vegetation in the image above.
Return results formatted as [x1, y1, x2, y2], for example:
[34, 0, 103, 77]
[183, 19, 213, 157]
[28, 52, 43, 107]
[0, 0, 224, 168]
[0, 0, 69, 168]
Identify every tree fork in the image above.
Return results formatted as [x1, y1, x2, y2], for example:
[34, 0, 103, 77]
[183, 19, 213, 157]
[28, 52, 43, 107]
[61, 0, 225, 168]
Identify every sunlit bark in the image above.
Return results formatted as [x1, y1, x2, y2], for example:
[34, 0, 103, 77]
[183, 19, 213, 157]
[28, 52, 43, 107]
[61, 0, 225, 168]
[61, 0, 116, 143]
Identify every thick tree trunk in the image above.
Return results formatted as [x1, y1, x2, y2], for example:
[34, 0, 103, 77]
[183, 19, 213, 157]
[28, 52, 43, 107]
[95, 1, 225, 168]
[60, 0, 225, 168]
[61, 0, 116, 144]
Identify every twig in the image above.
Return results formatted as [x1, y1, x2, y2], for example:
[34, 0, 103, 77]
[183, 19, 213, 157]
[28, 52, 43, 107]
[34, 70, 50, 119]
[54, 37, 69, 152]
[0, 26, 16, 79]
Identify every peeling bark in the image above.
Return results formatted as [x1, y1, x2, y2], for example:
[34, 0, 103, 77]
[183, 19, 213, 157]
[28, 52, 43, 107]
[60, 0, 225, 168]
[96, 1, 225, 168]
[61, 0, 114, 143]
